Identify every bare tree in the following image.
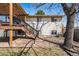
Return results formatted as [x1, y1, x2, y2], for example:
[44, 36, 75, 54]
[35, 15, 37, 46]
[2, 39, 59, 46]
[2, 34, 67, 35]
[35, 3, 78, 49]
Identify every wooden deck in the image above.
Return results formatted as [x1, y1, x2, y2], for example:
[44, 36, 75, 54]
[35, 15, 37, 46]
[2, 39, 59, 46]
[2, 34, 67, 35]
[0, 22, 37, 38]
[0, 23, 24, 31]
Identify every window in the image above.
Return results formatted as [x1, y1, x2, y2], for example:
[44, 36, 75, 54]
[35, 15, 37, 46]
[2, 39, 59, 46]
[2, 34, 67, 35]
[0, 16, 7, 22]
[51, 17, 57, 22]
[51, 30, 57, 34]
[37, 18, 41, 22]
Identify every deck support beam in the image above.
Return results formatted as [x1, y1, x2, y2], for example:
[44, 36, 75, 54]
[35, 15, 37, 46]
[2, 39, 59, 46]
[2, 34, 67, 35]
[9, 3, 13, 47]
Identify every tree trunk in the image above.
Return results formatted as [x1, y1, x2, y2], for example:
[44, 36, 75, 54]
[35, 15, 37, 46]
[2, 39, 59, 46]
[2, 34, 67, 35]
[61, 3, 76, 49]
[63, 14, 75, 49]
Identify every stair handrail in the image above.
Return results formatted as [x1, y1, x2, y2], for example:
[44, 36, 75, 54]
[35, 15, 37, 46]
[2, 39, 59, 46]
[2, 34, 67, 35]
[22, 20, 38, 33]
[22, 20, 39, 38]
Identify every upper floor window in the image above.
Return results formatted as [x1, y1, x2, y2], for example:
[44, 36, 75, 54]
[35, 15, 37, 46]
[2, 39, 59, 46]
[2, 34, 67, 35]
[51, 17, 57, 22]
[37, 18, 41, 22]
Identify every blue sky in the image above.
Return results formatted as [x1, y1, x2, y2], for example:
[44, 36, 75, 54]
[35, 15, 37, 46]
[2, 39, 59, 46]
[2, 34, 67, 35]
[20, 3, 67, 27]
[20, 3, 64, 15]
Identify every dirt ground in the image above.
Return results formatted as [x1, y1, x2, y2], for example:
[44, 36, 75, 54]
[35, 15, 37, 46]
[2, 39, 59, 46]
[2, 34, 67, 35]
[0, 36, 79, 56]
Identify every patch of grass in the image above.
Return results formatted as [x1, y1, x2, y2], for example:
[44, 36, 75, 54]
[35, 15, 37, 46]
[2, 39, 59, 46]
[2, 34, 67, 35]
[0, 47, 68, 56]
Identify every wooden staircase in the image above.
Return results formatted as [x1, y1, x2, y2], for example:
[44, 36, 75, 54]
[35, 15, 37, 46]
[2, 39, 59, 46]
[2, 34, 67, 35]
[22, 20, 38, 39]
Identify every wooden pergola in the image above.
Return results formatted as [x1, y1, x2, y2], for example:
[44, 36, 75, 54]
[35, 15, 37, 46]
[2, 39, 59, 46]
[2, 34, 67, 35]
[0, 3, 28, 47]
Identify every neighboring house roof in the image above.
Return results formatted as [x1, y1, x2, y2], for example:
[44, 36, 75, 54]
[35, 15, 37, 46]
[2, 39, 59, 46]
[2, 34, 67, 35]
[26, 15, 65, 21]
[28, 15, 64, 18]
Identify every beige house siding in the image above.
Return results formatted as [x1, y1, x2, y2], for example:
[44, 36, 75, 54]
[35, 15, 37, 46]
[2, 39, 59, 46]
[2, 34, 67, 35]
[25, 17, 63, 36]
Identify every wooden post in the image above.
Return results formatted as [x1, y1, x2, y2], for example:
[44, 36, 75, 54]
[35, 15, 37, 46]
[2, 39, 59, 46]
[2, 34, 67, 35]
[25, 16, 26, 20]
[9, 3, 13, 47]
